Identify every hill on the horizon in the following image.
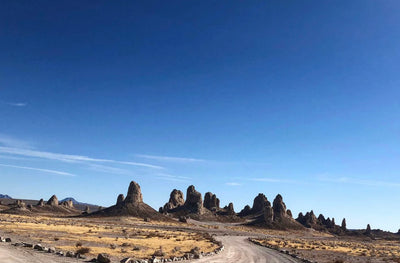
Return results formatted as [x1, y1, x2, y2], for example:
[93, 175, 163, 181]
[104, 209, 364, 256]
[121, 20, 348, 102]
[60, 197, 95, 206]
[0, 194, 12, 199]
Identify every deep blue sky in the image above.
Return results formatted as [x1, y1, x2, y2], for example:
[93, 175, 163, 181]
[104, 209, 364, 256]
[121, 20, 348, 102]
[1, 1, 400, 231]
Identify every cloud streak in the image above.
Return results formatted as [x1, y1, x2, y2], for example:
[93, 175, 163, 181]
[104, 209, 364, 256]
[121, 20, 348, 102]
[226, 182, 241, 186]
[0, 163, 75, 177]
[318, 176, 400, 187]
[0, 134, 33, 149]
[136, 154, 205, 163]
[249, 177, 298, 184]
[7, 102, 27, 107]
[0, 146, 164, 169]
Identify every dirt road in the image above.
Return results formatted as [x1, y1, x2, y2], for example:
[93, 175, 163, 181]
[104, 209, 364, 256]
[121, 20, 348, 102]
[0, 244, 79, 263]
[190, 235, 300, 263]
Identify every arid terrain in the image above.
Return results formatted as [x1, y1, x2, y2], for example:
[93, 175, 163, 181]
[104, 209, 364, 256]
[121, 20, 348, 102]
[1, 181, 399, 263]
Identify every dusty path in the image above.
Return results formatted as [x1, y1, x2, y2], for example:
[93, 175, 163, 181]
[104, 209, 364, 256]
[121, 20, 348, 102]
[0, 244, 79, 263]
[190, 235, 300, 263]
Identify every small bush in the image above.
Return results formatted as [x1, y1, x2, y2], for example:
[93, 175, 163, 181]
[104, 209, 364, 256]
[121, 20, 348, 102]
[75, 242, 82, 247]
[76, 247, 90, 255]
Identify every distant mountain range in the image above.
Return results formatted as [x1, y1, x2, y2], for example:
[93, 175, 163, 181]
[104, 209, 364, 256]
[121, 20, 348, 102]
[0, 194, 12, 199]
[60, 197, 94, 206]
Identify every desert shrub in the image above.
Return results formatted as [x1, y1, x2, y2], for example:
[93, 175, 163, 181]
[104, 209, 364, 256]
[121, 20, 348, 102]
[76, 247, 90, 254]
[75, 241, 82, 247]
[153, 246, 165, 257]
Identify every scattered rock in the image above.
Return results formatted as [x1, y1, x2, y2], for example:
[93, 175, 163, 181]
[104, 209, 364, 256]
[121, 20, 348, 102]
[5, 238, 11, 242]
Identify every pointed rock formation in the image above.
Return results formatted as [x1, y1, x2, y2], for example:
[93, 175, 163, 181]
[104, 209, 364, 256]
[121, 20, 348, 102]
[116, 194, 125, 205]
[341, 218, 347, 230]
[184, 185, 203, 214]
[226, 202, 235, 215]
[238, 205, 251, 216]
[272, 194, 287, 221]
[124, 181, 143, 204]
[37, 199, 44, 207]
[47, 195, 59, 206]
[161, 189, 185, 213]
[365, 224, 372, 235]
[61, 200, 74, 208]
[252, 194, 269, 214]
[88, 180, 167, 221]
[204, 192, 220, 211]
[286, 209, 293, 218]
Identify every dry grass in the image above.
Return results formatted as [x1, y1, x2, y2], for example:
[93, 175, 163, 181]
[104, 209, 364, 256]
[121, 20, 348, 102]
[0, 214, 217, 260]
[253, 237, 400, 262]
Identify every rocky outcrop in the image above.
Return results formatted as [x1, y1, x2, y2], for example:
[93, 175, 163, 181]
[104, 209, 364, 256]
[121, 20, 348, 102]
[184, 185, 203, 214]
[365, 224, 372, 235]
[204, 192, 220, 211]
[88, 180, 167, 221]
[297, 211, 318, 228]
[226, 203, 235, 215]
[252, 194, 270, 214]
[272, 194, 287, 221]
[116, 194, 125, 205]
[37, 199, 44, 207]
[61, 200, 73, 208]
[124, 181, 143, 204]
[161, 189, 185, 213]
[341, 218, 347, 230]
[15, 200, 26, 208]
[47, 195, 58, 206]
[238, 205, 251, 216]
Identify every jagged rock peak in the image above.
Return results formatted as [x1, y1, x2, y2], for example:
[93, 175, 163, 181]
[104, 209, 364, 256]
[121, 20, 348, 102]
[272, 194, 287, 220]
[124, 181, 143, 204]
[252, 193, 271, 213]
[160, 189, 185, 213]
[341, 218, 347, 230]
[47, 195, 59, 206]
[37, 199, 44, 207]
[184, 185, 203, 214]
[168, 189, 185, 207]
[226, 202, 235, 215]
[61, 200, 74, 208]
[204, 192, 220, 211]
[116, 194, 125, 205]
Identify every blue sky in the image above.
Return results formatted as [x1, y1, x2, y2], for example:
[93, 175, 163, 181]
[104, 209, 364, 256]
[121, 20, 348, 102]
[1, 1, 400, 231]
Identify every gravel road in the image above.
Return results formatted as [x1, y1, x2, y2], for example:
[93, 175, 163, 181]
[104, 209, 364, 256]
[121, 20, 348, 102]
[190, 235, 300, 263]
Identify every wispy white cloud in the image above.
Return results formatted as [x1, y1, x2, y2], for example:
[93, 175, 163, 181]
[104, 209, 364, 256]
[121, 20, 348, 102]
[136, 154, 205, 163]
[87, 164, 130, 175]
[7, 102, 27, 107]
[154, 172, 191, 182]
[226, 182, 241, 186]
[0, 163, 75, 177]
[249, 177, 298, 184]
[0, 146, 164, 169]
[318, 176, 400, 187]
[0, 134, 33, 149]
